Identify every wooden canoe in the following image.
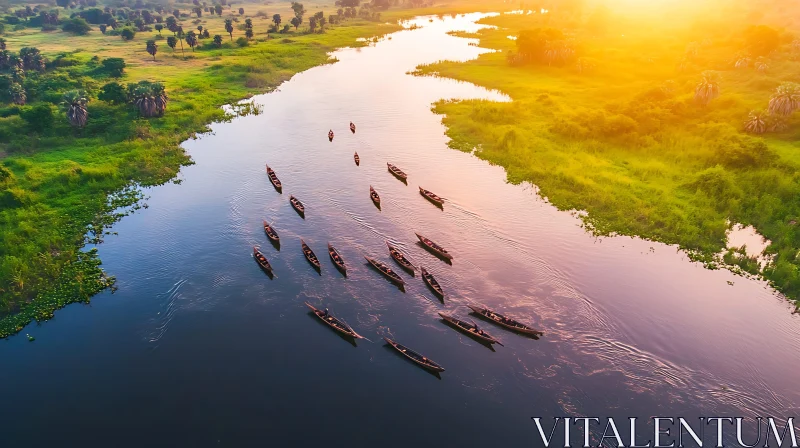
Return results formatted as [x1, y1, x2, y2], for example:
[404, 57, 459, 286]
[253, 246, 273, 273]
[289, 195, 305, 217]
[350, 122, 356, 133]
[328, 243, 346, 272]
[387, 163, 408, 181]
[439, 313, 503, 346]
[354, 152, 360, 166]
[467, 305, 543, 336]
[384, 337, 445, 373]
[263, 220, 280, 243]
[421, 267, 443, 298]
[415, 233, 453, 260]
[306, 302, 363, 339]
[419, 187, 445, 207]
[301, 239, 321, 270]
[365, 256, 405, 286]
[370, 185, 381, 206]
[328, 130, 334, 142]
[387, 241, 415, 274]
[266, 164, 282, 191]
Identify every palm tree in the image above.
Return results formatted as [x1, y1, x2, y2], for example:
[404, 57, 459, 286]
[146, 40, 158, 60]
[755, 60, 768, 73]
[8, 83, 26, 105]
[213, 34, 223, 47]
[224, 19, 234, 40]
[768, 82, 800, 116]
[685, 41, 699, 59]
[244, 18, 252, 29]
[197, 25, 203, 34]
[695, 71, 720, 106]
[245, 28, 253, 40]
[167, 36, 177, 52]
[62, 90, 89, 128]
[176, 26, 185, 57]
[129, 81, 168, 117]
[744, 110, 767, 134]
[733, 55, 750, 69]
[575, 57, 596, 74]
[155, 23, 163, 34]
[99, 24, 107, 33]
[185, 31, 197, 51]
[20, 47, 45, 72]
[203, 29, 210, 39]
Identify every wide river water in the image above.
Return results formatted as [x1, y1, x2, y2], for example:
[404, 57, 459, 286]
[2, 13, 799, 447]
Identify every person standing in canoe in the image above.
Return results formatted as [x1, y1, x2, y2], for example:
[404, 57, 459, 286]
[328, 130, 334, 141]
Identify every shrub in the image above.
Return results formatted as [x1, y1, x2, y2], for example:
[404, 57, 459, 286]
[19, 103, 54, 132]
[98, 81, 127, 104]
[685, 165, 743, 212]
[120, 27, 135, 40]
[100, 57, 126, 77]
[712, 135, 776, 169]
[236, 36, 249, 47]
[62, 17, 92, 35]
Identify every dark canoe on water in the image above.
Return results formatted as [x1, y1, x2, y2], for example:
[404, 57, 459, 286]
[354, 152, 360, 166]
[419, 187, 445, 207]
[262, 220, 279, 243]
[266, 164, 282, 191]
[387, 242, 415, 274]
[253, 246, 273, 274]
[365, 256, 405, 286]
[370, 186, 381, 206]
[468, 305, 543, 336]
[387, 163, 408, 181]
[439, 313, 503, 346]
[415, 233, 453, 260]
[301, 239, 321, 270]
[306, 302, 363, 339]
[384, 337, 445, 373]
[290, 195, 305, 217]
[328, 130, 334, 142]
[328, 243, 346, 272]
[421, 267, 443, 298]
[350, 122, 356, 133]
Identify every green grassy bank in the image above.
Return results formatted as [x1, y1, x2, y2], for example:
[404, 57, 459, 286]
[0, 2, 400, 338]
[415, 5, 800, 306]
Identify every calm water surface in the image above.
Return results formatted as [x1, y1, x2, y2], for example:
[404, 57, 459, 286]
[2, 13, 799, 447]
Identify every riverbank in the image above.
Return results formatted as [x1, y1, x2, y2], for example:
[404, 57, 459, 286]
[413, 9, 800, 306]
[0, 5, 401, 338]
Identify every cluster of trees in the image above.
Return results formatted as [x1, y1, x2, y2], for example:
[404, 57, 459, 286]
[506, 21, 798, 137]
[743, 83, 800, 134]
[0, 39, 169, 130]
[2, 2, 239, 36]
[507, 28, 575, 66]
[0, 43, 47, 106]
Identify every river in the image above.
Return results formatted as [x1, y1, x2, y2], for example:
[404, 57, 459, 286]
[1, 13, 799, 447]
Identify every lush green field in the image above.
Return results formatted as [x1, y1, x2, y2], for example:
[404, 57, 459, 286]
[0, 1, 400, 338]
[415, 4, 800, 305]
